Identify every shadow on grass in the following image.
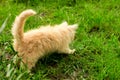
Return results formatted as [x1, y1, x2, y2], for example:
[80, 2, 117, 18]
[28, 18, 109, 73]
[32, 53, 69, 72]
[32, 53, 71, 79]
[30, 50, 85, 80]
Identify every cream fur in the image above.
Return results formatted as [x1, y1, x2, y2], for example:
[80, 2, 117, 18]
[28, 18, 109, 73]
[12, 9, 78, 70]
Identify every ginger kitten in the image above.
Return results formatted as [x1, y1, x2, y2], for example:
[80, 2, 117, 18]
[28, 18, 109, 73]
[12, 9, 78, 70]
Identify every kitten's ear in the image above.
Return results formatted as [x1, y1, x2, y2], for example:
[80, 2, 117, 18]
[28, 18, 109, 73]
[60, 21, 68, 27]
[70, 24, 78, 30]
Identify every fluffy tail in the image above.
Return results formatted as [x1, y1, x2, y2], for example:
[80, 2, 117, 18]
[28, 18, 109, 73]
[12, 9, 36, 44]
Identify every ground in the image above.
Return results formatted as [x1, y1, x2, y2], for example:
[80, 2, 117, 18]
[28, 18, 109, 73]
[0, 0, 120, 80]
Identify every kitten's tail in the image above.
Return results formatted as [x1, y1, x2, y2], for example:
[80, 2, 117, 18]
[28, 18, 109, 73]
[12, 9, 36, 44]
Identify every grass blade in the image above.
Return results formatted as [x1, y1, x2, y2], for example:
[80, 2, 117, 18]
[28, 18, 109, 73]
[0, 14, 11, 34]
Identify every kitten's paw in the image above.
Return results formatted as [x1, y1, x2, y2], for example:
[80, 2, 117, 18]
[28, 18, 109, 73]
[69, 49, 75, 54]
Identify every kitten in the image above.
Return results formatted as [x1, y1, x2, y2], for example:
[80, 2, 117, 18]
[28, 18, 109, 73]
[12, 9, 78, 70]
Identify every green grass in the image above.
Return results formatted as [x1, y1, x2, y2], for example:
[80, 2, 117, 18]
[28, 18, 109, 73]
[0, 0, 120, 79]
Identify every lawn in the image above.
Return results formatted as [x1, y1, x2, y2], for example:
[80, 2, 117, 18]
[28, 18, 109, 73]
[0, 0, 120, 80]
